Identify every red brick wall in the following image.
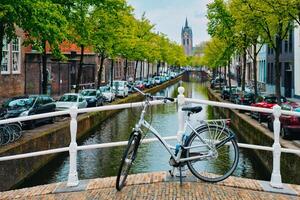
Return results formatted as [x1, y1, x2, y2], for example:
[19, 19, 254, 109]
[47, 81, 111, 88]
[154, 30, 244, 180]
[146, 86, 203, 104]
[0, 28, 26, 98]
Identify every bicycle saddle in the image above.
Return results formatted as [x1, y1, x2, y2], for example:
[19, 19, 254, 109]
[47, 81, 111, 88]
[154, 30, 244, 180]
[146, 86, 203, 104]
[181, 106, 202, 113]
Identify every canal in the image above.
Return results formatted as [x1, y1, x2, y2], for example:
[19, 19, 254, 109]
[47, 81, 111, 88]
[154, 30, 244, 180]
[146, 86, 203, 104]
[20, 80, 269, 188]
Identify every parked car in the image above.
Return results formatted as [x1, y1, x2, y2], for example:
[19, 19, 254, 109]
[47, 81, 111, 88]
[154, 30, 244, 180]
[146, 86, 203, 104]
[250, 95, 287, 123]
[0, 95, 29, 118]
[235, 91, 256, 106]
[221, 86, 237, 100]
[154, 76, 161, 85]
[80, 89, 105, 107]
[143, 79, 152, 88]
[55, 93, 87, 111]
[135, 81, 145, 90]
[210, 77, 226, 89]
[112, 80, 129, 98]
[98, 86, 115, 102]
[3, 95, 56, 128]
[170, 72, 177, 79]
[267, 103, 300, 139]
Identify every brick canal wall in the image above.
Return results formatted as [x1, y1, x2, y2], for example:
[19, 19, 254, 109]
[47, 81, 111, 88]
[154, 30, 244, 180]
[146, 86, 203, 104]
[207, 88, 300, 185]
[0, 76, 182, 191]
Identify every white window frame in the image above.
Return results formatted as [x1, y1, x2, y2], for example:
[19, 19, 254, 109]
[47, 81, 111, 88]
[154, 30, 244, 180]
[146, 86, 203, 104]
[12, 37, 21, 74]
[1, 37, 10, 75]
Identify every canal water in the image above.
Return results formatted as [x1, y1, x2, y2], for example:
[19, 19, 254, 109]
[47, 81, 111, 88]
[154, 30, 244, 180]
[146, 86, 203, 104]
[20, 81, 269, 188]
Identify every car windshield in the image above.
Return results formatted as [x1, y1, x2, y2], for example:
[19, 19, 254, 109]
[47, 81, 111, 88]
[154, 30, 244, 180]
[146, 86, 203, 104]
[5, 98, 33, 108]
[100, 87, 110, 92]
[81, 90, 96, 96]
[113, 82, 124, 87]
[59, 95, 78, 102]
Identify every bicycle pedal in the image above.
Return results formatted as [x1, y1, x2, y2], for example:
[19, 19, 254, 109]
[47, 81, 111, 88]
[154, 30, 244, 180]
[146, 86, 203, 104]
[168, 170, 174, 177]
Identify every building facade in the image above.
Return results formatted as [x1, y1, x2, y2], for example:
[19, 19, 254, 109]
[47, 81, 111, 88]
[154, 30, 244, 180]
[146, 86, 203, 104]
[0, 28, 28, 98]
[266, 29, 294, 97]
[181, 18, 193, 56]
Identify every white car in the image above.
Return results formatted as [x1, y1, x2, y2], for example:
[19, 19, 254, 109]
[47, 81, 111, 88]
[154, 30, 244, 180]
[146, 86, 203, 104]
[98, 86, 115, 102]
[55, 93, 88, 111]
[112, 81, 129, 98]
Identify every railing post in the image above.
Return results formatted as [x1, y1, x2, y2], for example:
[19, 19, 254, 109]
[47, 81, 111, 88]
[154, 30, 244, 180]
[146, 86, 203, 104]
[67, 106, 79, 187]
[270, 105, 283, 188]
[177, 86, 185, 142]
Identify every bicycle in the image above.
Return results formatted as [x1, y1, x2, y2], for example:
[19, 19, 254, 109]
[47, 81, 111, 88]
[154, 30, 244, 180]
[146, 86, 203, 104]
[115, 88, 239, 191]
[0, 122, 23, 146]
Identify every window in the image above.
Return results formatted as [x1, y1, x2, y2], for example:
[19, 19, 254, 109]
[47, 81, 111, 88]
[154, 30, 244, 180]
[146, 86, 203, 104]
[1, 37, 21, 75]
[187, 39, 189, 45]
[12, 38, 21, 73]
[1, 38, 10, 74]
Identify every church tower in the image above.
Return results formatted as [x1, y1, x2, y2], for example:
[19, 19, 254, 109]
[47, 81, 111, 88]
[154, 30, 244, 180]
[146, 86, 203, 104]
[181, 18, 193, 56]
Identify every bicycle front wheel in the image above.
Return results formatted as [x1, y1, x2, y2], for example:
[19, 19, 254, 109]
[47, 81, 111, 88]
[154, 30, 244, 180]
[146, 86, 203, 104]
[116, 131, 141, 191]
[185, 125, 239, 182]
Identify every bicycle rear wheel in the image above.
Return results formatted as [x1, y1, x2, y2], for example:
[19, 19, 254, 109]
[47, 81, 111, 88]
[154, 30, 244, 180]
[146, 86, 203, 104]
[116, 131, 141, 191]
[185, 125, 239, 182]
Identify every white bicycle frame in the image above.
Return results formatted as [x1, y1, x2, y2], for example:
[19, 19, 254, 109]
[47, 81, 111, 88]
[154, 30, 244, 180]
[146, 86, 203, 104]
[134, 102, 215, 164]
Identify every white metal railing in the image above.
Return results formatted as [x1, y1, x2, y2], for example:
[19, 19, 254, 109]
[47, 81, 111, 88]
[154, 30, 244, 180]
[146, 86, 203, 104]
[0, 86, 300, 189]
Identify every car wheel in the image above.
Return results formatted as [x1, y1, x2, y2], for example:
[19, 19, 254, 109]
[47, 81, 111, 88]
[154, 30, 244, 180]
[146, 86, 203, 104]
[267, 119, 273, 132]
[29, 121, 36, 129]
[280, 127, 287, 139]
[258, 113, 262, 123]
[49, 117, 55, 124]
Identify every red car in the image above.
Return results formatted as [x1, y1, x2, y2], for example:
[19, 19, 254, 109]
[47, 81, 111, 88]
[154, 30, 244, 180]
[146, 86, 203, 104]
[267, 102, 300, 139]
[250, 95, 287, 123]
[135, 81, 145, 90]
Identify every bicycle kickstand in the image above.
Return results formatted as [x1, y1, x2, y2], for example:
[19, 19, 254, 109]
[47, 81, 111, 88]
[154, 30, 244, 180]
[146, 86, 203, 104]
[179, 165, 183, 186]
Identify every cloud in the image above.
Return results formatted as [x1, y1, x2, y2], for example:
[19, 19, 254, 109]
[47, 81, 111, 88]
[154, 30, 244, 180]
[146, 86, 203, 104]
[127, 0, 213, 45]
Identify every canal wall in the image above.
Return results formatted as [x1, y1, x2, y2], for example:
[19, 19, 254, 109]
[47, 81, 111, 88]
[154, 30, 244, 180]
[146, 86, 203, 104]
[207, 88, 300, 185]
[0, 76, 182, 191]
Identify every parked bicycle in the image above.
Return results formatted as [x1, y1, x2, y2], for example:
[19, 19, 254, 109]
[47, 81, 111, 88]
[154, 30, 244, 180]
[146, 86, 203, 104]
[0, 123, 23, 146]
[116, 88, 239, 191]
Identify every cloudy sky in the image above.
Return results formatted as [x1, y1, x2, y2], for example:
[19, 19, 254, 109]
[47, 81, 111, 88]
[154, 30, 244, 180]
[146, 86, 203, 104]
[127, 0, 213, 46]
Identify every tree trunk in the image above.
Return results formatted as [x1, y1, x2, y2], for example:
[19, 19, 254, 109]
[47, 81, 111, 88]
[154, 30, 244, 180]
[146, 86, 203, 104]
[140, 60, 143, 80]
[42, 40, 48, 94]
[110, 59, 114, 87]
[275, 36, 282, 104]
[224, 65, 227, 85]
[219, 67, 222, 89]
[97, 54, 105, 87]
[123, 58, 128, 81]
[75, 45, 84, 93]
[134, 60, 139, 81]
[157, 60, 160, 75]
[147, 61, 150, 79]
[242, 49, 247, 92]
[253, 44, 258, 96]
[228, 61, 231, 92]
[0, 23, 4, 66]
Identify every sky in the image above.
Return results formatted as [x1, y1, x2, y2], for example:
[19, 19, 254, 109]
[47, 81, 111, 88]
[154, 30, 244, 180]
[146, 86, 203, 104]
[127, 0, 213, 46]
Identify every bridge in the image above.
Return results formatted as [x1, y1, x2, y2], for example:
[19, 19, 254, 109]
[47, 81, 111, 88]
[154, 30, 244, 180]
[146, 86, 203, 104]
[0, 172, 299, 199]
[1, 85, 300, 199]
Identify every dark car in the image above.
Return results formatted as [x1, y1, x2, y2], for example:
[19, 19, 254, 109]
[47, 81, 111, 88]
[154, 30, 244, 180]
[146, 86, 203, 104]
[267, 103, 300, 139]
[251, 95, 287, 123]
[235, 91, 256, 106]
[221, 86, 237, 100]
[210, 77, 226, 89]
[0, 96, 29, 118]
[81, 89, 105, 107]
[3, 95, 56, 128]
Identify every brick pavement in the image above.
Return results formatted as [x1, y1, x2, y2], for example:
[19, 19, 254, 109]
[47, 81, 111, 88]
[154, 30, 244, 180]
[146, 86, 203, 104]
[0, 171, 299, 199]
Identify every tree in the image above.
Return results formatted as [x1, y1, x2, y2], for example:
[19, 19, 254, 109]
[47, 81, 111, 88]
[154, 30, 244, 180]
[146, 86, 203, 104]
[240, 0, 294, 104]
[20, 0, 68, 94]
[207, 0, 236, 90]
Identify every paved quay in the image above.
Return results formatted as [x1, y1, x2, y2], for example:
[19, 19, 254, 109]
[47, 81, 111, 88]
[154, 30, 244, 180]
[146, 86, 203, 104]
[1, 171, 300, 199]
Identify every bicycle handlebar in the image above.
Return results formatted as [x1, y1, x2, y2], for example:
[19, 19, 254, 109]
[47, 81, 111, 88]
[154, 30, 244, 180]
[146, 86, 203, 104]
[132, 86, 174, 102]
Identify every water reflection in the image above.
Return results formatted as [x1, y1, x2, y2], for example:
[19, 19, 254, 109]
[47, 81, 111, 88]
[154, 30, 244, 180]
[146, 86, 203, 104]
[20, 81, 269, 188]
